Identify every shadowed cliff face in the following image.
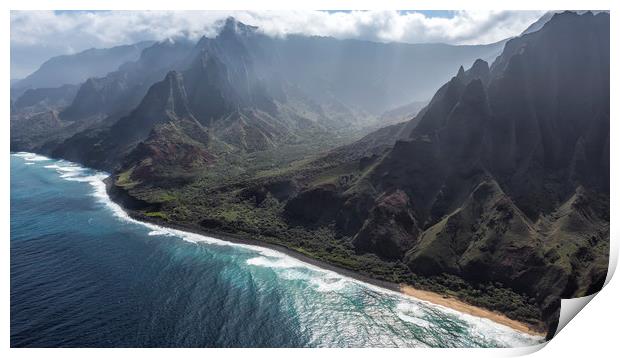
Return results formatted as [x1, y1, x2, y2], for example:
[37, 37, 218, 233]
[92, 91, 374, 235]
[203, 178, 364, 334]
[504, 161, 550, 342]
[59, 39, 195, 122]
[54, 70, 215, 173]
[484, 11, 610, 217]
[345, 11, 609, 254]
[283, 11, 609, 336]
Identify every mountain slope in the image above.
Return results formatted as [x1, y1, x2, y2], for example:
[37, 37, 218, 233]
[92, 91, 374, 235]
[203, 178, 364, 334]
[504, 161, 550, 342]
[59, 39, 195, 122]
[55, 70, 213, 172]
[12, 84, 79, 113]
[12, 41, 154, 91]
[306, 11, 609, 336]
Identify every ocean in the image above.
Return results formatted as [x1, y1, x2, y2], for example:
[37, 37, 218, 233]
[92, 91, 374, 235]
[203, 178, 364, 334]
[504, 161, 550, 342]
[10, 152, 542, 348]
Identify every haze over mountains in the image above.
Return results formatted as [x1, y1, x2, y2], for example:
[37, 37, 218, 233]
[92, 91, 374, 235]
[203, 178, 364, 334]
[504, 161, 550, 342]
[315, 11, 609, 337]
[11, 17, 507, 167]
[11, 41, 154, 94]
[10, 11, 609, 340]
[310, 11, 608, 336]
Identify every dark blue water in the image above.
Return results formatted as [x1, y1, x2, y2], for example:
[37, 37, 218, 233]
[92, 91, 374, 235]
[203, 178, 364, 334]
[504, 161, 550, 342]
[10, 153, 542, 347]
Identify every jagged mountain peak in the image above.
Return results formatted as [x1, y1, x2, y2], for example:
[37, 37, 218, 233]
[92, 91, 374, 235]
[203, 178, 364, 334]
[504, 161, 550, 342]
[453, 59, 489, 84]
[135, 70, 192, 120]
[192, 18, 260, 53]
[411, 58, 491, 136]
[219, 17, 259, 38]
[491, 10, 609, 77]
[467, 59, 490, 82]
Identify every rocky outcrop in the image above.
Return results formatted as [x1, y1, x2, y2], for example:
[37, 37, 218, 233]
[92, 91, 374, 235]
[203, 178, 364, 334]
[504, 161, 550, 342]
[352, 190, 420, 260]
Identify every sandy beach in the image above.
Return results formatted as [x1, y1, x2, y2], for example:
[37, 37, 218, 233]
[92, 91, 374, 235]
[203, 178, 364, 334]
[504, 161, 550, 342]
[400, 285, 545, 337]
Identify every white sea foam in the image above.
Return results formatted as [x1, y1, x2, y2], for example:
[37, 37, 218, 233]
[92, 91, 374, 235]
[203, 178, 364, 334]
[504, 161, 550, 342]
[246, 256, 304, 269]
[246, 255, 349, 292]
[15, 152, 543, 346]
[461, 312, 544, 347]
[275, 269, 314, 282]
[26, 155, 50, 162]
[42, 163, 85, 178]
[396, 301, 427, 315]
[395, 302, 433, 328]
[148, 230, 173, 236]
[396, 313, 432, 328]
[395, 299, 543, 346]
[311, 276, 349, 292]
[14, 152, 51, 162]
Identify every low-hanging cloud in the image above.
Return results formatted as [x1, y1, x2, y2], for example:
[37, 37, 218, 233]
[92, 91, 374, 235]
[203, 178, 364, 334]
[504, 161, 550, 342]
[10, 10, 546, 78]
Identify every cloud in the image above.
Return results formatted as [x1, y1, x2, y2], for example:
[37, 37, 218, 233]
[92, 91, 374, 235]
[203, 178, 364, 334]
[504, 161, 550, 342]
[10, 10, 546, 78]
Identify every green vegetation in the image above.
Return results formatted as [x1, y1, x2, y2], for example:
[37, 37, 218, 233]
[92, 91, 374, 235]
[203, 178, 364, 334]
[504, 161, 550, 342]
[116, 168, 140, 189]
[145, 211, 168, 220]
[420, 274, 541, 325]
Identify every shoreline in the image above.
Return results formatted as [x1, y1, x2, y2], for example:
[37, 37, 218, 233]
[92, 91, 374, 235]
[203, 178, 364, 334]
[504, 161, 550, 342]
[399, 285, 545, 337]
[105, 179, 546, 338]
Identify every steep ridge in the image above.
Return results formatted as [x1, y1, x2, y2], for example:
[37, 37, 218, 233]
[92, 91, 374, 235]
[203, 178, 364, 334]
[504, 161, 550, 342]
[212, 11, 607, 336]
[60, 38, 196, 121]
[55, 71, 211, 171]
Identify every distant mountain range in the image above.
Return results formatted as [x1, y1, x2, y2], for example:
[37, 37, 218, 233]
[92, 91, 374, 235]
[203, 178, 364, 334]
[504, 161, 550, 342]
[11, 41, 155, 93]
[10, 11, 610, 340]
[11, 17, 507, 170]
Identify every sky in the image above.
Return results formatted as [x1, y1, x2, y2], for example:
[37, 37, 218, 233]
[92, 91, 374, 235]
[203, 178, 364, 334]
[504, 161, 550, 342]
[10, 10, 546, 79]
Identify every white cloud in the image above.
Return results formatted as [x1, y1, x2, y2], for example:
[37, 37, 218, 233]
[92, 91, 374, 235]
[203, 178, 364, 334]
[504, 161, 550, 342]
[10, 10, 546, 78]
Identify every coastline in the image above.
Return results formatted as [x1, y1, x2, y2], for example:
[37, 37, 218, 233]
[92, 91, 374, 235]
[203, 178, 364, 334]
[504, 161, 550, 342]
[104, 179, 546, 338]
[400, 285, 545, 337]
[10, 153, 545, 339]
